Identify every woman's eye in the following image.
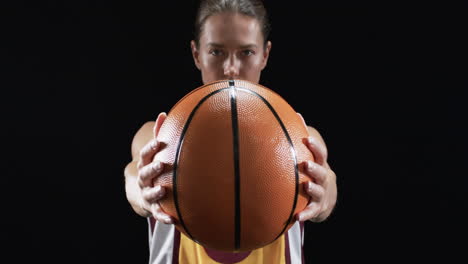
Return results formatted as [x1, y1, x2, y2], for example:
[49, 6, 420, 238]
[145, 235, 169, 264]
[209, 50, 222, 56]
[242, 50, 255, 56]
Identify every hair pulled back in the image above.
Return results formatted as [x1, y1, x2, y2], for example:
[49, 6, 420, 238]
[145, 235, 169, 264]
[194, 0, 271, 47]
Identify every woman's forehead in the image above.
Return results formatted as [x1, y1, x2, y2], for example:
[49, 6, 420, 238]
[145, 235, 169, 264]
[200, 12, 263, 46]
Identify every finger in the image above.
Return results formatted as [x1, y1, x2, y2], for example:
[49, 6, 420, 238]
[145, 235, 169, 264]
[304, 160, 328, 184]
[304, 181, 325, 201]
[297, 112, 308, 130]
[296, 202, 321, 222]
[142, 185, 166, 203]
[153, 112, 167, 138]
[151, 203, 173, 224]
[138, 139, 161, 169]
[138, 196, 151, 214]
[305, 136, 328, 166]
[138, 161, 164, 188]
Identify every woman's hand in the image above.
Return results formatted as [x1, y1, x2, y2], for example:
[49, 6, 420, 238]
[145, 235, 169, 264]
[296, 114, 337, 222]
[136, 112, 173, 224]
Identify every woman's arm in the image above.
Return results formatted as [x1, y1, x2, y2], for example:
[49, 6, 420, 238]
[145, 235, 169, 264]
[124, 113, 173, 224]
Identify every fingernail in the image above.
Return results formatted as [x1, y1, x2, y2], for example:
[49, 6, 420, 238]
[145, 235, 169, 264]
[297, 214, 303, 222]
[156, 186, 165, 198]
[153, 162, 162, 172]
[154, 185, 161, 192]
[151, 139, 159, 150]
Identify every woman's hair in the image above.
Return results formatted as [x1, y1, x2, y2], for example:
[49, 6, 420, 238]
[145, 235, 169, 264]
[194, 0, 271, 47]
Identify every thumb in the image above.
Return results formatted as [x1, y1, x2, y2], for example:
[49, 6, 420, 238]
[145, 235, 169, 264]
[297, 112, 308, 130]
[153, 112, 167, 138]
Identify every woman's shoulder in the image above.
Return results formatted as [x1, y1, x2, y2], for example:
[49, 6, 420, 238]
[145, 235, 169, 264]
[134, 121, 155, 139]
[130, 121, 156, 158]
[307, 125, 327, 146]
[140, 121, 156, 131]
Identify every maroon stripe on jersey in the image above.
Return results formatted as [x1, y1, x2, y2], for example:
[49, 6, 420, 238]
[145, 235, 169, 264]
[300, 222, 305, 264]
[172, 229, 181, 264]
[285, 232, 291, 264]
[204, 247, 251, 263]
[150, 217, 156, 234]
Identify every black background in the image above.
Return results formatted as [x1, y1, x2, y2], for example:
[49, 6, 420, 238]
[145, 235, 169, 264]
[4, 1, 466, 263]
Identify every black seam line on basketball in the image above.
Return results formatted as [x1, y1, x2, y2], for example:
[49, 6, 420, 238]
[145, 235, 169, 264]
[168, 80, 230, 113]
[235, 87, 299, 242]
[229, 82, 241, 251]
[173, 87, 231, 241]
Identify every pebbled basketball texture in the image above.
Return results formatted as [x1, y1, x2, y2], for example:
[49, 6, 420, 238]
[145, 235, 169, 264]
[153, 79, 313, 252]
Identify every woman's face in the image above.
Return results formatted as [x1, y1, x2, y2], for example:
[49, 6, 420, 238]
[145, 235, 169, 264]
[191, 12, 272, 84]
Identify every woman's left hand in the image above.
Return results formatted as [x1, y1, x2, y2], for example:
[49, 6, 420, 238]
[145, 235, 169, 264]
[296, 115, 337, 222]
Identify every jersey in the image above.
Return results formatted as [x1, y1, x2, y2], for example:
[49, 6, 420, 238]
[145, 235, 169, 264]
[147, 217, 305, 264]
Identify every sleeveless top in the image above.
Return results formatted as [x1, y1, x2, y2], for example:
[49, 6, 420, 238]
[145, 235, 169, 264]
[147, 217, 305, 264]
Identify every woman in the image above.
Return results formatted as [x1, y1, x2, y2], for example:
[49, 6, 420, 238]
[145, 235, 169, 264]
[124, 1, 337, 263]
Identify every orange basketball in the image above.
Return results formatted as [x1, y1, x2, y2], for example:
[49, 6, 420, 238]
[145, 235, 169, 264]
[153, 79, 313, 252]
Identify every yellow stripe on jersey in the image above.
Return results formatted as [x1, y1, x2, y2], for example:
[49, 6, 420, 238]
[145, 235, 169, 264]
[179, 233, 286, 264]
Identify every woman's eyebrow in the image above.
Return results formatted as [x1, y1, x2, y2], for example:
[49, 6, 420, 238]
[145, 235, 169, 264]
[206, 43, 258, 49]
[206, 42, 224, 48]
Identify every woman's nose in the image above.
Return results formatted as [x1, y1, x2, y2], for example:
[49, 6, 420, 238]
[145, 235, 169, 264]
[223, 56, 240, 79]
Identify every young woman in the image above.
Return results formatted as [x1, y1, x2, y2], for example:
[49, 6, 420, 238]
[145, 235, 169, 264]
[124, 1, 337, 263]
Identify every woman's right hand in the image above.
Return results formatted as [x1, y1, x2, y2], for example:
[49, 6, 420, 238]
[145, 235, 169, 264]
[136, 112, 173, 224]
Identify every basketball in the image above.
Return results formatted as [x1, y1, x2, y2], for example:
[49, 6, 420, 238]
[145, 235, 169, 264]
[153, 79, 314, 252]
